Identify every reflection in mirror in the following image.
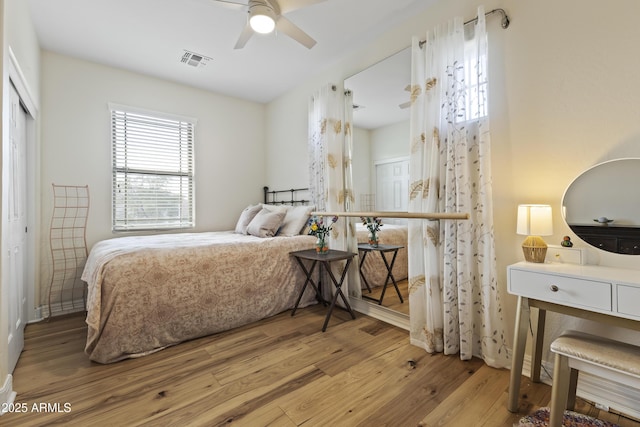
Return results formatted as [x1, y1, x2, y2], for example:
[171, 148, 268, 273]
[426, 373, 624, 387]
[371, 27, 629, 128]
[345, 47, 411, 315]
[562, 158, 640, 255]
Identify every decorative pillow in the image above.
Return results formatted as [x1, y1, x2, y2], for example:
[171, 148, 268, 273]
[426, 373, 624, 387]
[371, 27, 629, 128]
[234, 204, 263, 234]
[246, 208, 286, 238]
[277, 205, 315, 236]
[261, 204, 290, 214]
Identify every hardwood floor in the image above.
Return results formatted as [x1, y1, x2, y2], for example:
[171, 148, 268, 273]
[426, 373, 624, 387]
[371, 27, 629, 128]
[362, 279, 409, 315]
[3, 306, 639, 426]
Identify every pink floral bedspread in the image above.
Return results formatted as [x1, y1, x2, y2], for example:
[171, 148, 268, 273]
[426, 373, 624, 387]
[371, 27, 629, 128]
[81, 231, 317, 363]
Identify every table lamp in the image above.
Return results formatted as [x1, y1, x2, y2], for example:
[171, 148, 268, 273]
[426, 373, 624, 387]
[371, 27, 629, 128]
[517, 204, 553, 263]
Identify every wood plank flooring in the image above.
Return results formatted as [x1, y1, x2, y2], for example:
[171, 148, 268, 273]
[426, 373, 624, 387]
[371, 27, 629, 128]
[362, 279, 409, 315]
[3, 306, 639, 426]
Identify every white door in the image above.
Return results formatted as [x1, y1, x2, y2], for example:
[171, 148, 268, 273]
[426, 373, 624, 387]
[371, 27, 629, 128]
[375, 159, 409, 224]
[6, 83, 28, 372]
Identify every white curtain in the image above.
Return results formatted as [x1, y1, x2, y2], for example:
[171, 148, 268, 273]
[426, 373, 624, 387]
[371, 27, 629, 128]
[407, 6, 509, 368]
[308, 84, 360, 298]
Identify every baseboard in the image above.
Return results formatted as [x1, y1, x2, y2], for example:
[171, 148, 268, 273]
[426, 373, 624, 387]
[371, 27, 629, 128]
[37, 298, 86, 319]
[351, 298, 409, 331]
[0, 375, 17, 416]
[520, 352, 640, 420]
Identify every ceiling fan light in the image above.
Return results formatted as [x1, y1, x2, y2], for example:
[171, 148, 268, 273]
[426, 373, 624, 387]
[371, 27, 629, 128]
[249, 4, 276, 34]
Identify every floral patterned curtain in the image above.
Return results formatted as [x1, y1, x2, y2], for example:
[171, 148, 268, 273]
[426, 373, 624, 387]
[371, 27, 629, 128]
[308, 84, 360, 298]
[408, 7, 509, 368]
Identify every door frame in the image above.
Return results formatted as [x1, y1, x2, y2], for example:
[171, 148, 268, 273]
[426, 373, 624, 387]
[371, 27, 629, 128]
[6, 48, 39, 323]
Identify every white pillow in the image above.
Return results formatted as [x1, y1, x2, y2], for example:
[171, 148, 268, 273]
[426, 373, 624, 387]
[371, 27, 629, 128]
[234, 204, 263, 234]
[262, 204, 289, 214]
[277, 205, 315, 236]
[246, 208, 286, 238]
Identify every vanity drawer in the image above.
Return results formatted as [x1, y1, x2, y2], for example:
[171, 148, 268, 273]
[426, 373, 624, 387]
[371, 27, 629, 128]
[617, 284, 640, 318]
[509, 269, 612, 311]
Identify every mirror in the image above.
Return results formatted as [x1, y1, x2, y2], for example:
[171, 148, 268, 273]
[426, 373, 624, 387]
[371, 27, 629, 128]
[345, 47, 411, 315]
[562, 158, 640, 254]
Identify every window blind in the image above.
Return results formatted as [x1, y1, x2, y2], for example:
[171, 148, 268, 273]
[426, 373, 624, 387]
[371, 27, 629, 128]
[111, 106, 195, 231]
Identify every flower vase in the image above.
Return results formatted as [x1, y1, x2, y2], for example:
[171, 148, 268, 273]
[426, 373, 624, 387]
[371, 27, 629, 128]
[316, 235, 329, 254]
[368, 231, 378, 247]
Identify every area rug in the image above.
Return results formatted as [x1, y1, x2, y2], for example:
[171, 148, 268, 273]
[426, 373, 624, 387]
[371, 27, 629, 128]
[519, 407, 620, 427]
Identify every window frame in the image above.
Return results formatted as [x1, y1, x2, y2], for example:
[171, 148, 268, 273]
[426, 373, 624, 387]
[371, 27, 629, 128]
[109, 103, 196, 232]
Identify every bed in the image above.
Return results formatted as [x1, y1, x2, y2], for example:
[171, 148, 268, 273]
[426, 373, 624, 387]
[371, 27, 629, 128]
[81, 187, 408, 363]
[82, 188, 318, 363]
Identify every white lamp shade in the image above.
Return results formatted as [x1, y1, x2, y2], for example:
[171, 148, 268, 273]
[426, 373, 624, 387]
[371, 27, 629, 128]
[517, 204, 553, 236]
[249, 4, 276, 34]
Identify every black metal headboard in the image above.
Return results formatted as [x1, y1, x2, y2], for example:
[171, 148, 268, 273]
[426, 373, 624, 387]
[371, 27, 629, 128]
[263, 186, 311, 206]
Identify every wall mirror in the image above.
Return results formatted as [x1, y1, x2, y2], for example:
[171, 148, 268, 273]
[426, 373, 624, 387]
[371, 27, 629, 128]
[562, 158, 640, 255]
[345, 46, 411, 315]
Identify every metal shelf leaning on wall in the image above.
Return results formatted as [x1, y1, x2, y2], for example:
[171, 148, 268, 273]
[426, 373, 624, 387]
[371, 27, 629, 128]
[47, 184, 90, 318]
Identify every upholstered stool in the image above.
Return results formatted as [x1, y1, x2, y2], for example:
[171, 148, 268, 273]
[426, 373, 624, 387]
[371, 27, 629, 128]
[549, 331, 640, 427]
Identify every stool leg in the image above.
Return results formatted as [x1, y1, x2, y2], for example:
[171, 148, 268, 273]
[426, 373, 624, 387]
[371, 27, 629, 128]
[550, 352, 571, 427]
[567, 367, 579, 410]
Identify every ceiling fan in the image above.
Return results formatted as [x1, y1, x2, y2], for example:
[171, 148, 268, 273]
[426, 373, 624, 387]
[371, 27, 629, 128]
[399, 85, 412, 109]
[212, 0, 326, 49]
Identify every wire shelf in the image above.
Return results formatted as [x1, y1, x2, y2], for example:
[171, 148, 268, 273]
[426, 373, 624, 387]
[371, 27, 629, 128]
[47, 184, 89, 318]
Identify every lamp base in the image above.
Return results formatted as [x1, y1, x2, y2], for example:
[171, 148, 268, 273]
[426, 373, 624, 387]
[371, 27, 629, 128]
[522, 236, 548, 263]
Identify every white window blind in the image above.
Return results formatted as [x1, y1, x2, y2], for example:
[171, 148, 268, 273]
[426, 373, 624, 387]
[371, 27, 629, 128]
[111, 105, 195, 231]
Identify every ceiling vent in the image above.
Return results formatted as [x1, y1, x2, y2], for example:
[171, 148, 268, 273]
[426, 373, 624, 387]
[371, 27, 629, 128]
[180, 50, 212, 68]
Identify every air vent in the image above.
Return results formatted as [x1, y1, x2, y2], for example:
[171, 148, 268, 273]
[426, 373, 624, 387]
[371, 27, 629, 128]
[180, 50, 212, 68]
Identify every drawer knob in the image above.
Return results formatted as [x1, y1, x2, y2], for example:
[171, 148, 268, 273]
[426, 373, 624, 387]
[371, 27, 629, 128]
[550, 285, 559, 292]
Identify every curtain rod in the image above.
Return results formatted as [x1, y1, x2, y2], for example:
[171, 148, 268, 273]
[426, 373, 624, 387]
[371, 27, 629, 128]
[419, 8, 510, 48]
[466, 8, 510, 29]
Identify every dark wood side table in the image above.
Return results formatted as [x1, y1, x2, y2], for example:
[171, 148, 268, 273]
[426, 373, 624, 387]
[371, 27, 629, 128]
[358, 243, 404, 305]
[290, 249, 357, 332]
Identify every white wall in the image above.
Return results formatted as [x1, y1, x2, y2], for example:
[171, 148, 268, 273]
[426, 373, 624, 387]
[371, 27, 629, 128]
[351, 126, 371, 210]
[5, 0, 39, 102]
[265, 0, 640, 377]
[370, 120, 409, 162]
[41, 51, 267, 248]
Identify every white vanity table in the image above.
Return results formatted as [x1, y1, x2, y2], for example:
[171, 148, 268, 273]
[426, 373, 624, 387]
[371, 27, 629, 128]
[506, 261, 640, 412]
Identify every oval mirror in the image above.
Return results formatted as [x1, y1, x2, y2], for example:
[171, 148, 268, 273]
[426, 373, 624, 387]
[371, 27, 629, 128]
[562, 158, 640, 254]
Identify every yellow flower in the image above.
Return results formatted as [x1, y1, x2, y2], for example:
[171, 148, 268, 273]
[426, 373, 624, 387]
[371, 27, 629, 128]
[311, 224, 318, 231]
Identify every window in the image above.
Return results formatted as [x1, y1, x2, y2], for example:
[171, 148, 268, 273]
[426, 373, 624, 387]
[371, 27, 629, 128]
[462, 38, 488, 122]
[110, 104, 195, 231]
[451, 39, 488, 124]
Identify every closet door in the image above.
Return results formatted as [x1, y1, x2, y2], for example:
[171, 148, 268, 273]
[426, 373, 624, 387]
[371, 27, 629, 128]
[375, 159, 409, 224]
[6, 83, 28, 372]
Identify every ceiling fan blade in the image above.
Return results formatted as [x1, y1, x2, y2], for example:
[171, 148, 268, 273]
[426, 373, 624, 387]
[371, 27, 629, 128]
[211, 0, 246, 10]
[277, 0, 326, 14]
[275, 15, 316, 49]
[234, 22, 254, 49]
